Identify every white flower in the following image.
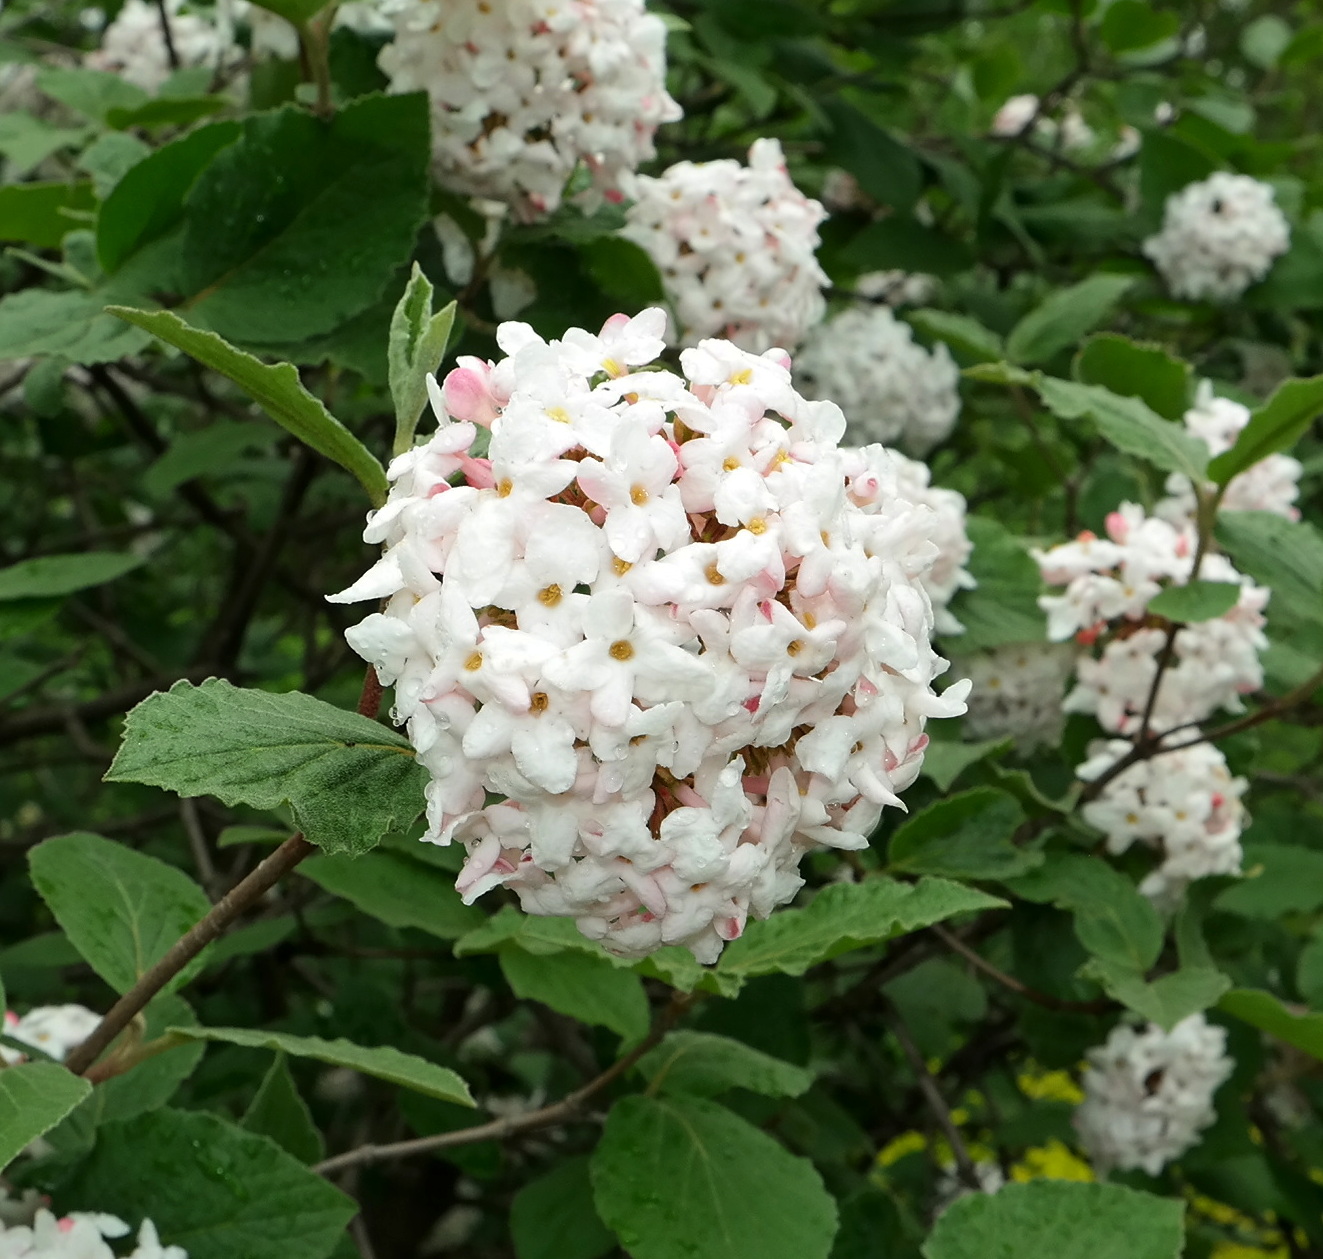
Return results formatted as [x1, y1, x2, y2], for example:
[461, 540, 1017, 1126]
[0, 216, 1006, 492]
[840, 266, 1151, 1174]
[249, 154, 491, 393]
[795, 307, 961, 455]
[1, 1004, 99, 1066]
[622, 139, 828, 352]
[991, 94, 1039, 136]
[0, 1201, 186, 1259]
[854, 270, 937, 308]
[990, 95, 1094, 152]
[378, 0, 681, 220]
[1158, 380, 1302, 524]
[332, 307, 966, 962]
[1143, 172, 1290, 302]
[949, 642, 1076, 750]
[1077, 738, 1245, 906]
[85, 0, 242, 91]
[1075, 1014, 1233, 1175]
[1034, 504, 1268, 736]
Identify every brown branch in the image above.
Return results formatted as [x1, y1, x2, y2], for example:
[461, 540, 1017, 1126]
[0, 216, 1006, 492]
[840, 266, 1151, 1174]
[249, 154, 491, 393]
[931, 925, 1112, 1014]
[64, 668, 385, 1076]
[312, 994, 691, 1177]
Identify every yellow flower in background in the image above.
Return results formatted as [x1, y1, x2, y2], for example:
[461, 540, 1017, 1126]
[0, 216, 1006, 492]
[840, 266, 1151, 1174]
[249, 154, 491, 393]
[1010, 1139, 1094, 1183]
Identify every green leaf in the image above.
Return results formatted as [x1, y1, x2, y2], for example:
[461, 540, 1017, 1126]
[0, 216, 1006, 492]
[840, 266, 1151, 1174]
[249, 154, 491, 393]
[1006, 854, 1163, 973]
[1214, 843, 1323, 918]
[63, 1109, 355, 1259]
[0, 1062, 92, 1171]
[512, 1156, 614, 1259]
[300, 848, 485, 940]
[592, 1095, 837, 1259]
[94, 994, 205, 1125]
[923, 1179, 1184, 1259]
[888, 788, 1036, 880]
[105, 678, 425, 856]
[1006, 276, 1135, 366]
[144, 421, 275, 496]
[105, 95, 227, 132]
[1036, 375, 1210, 481]
[1219, 988, 1323, 1060]
[919, 738, 1012, 793]
[77, 132, 151, 198]
[1145, 580, 1242, 623]
[36, 67, 148, 122]
[0, 114, 90, 178]
[243, 1052, 325, 1164]
[579, 237, 665, 304]
[636, 1031, 813, 1099]
[456, 904, 620, 960]
[1081, 959, 1231, 1030]
[823, 96, 920, 210]
[169, 1026, 473, 1106]
[1073, 334, 1193, 421]
[1207, 375, 1323, 487]
[499, 948, 650, 1042]
[179, 94, 430, 343]
[839, 219, 973, 278]
[908, 310, 1004, 364]
[946, 517, 1046, 653]
[28, 832, 211, 996]
[0, 289, 151, 364]
[1242, 14, 1293, 69]
[387, 263, 456, 456]
[108, 309, 388, 505]
[718, 878, 1006, 979]
[0, 180, 96, 249]
[1099, 1, 1179, 54]
[1216, 511, 1323, 627]
[97, 120, 241, 273]
[251, 0, 332, 23]
[0, 551, 142, 601]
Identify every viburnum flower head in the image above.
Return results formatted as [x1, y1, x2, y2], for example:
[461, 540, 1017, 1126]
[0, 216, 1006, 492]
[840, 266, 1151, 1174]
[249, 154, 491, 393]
[1077, 737, 1245, 906]
[1158, 380, 1302, 524]
[1075, 1013, 1233, 1175]
[622, 139, 829, 352]
[378, 0, 681, 220]
[795, 306, 961, 456]
[1142, 172, 1290, 301]
[85, 0, 242, 91]
[332, 308, 968, 963]
[1035, 503, 1268, 735]
[0, 1203, 185, 1259]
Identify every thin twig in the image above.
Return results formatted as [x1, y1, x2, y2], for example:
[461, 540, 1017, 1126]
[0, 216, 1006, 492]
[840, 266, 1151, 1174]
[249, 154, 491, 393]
[931, 925, 1112, 1014]
[153, 0, 180, 69]
[180, 798, 220, 898]
[883, 999, 981, 1191]
[312, 994, 691, 1177]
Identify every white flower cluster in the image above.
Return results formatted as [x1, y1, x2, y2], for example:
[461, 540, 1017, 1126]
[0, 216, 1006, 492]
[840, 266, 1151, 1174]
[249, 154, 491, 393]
[0, 1204, 184, 1259]
[1078, 737, 1246, 905]
[1036, 504, 1268, 737]
[332, 308, 967, 962]
[1, 1004, 99, 1065]
[1158, 380, 1302, 524]
[950, 642, 1075, 751]
[854, 270, 938, 309]
[1143, 172, 1290, 302]
[85, 0, 242, 92]
[379, 0, 681, 220]
[623, 139, 828, 352]
[1074, 1014, 1233, 1175]
[795, 307, 961, 455]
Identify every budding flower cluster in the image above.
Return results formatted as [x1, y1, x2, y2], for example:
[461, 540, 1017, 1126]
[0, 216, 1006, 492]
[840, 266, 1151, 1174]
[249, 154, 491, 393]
[0, 1195, 184, 1259]
[379, 0, 681, 220]
[1077, 738, 1246, 906]
[989, 94, 1095, 152]
[1143, 172, 1290, 302]
[1036, 504, 1267, 737]
[333, 308, 966, 962]
[949, 642, 1075, 751]
[795, 307, 961, 456]
[1158, 380, 1302, 525]
[1, 1004, 98, 1065]
[623, 140, 829, 352]
[1074, 1014, 1233, 1175]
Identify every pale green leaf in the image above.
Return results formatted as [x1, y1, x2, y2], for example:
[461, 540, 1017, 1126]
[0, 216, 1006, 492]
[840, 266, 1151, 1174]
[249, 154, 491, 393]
[0, 1062, 92, 1171]
[636, 1031, 813, 1099]
[888, 788, 1037, 880]
[512, 1156, 614, 1259]
[1208, 375, 1323, 487]
[28, 831, 211, 996]
[387, 263, 455, 456]
[104, 678, 426, 856]
[919, 738, 1012, 792]
[0, 289, 150, 364]
[243, 1053, 325, 1164]
[169, 1026, 474, 1106]
[0, 552, 142, 601]
[107, 308, 388, 506]
[1006, 275, 1135, 366]
[1080, 960, 1231, 1030]
[499, 948, 650, 1042]
[1219, 987, 1323, 1059]
[1145, 580, 1242, 623]
[592, 1095, 837, 1259]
